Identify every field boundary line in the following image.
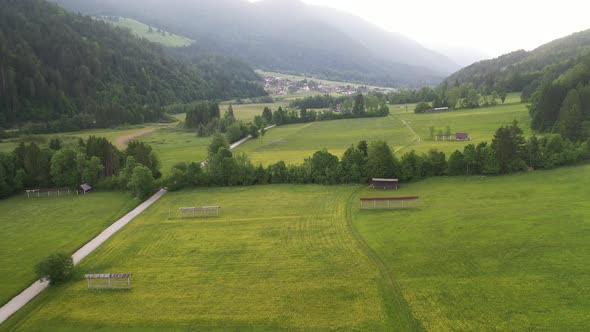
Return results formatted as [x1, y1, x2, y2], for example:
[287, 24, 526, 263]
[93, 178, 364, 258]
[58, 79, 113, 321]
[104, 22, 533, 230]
[345, 188, 422, 331]
[0, 189, 167, 325]
[391, 115, 421, 154]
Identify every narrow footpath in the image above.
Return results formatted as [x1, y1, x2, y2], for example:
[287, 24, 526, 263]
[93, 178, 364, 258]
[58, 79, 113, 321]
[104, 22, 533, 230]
[0, 189, 168, 325]
[392, 115, 422, 153]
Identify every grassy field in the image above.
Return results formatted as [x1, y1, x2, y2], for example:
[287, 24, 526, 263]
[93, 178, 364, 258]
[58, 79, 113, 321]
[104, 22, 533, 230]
[234, 116, 415, 165]
[99, 17, 193, 47]
[3, 185, 416, 331]
[0, 124, 172, 153]
[353, 164, 590, 330]
[219, 102, 288, 122]
[141, 128, 210, 175]
[0, 192, 138, 306]
[392, 97, 531, 155]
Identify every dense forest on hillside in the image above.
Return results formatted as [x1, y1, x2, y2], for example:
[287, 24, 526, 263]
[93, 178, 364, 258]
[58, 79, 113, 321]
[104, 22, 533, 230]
[445, 29, 590, 98]
[528, 53, 590, 141]
[0, 0, 266, 132]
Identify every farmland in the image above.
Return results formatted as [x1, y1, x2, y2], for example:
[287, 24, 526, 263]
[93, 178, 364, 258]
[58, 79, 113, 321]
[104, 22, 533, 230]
[0, 123, 173, 153]
[0, 192, 137, 306]
[353, 164, 590, 330]
[3, 165, 588, 330]
[2, 185, 411, 331]
[220, 101, 288, 122]
[140, 128, 210, 175]
[0, 96, 532, 175]
[98, 16, 194, 48]
[234, 116, 415, 165]
[391, 95, 531, 155]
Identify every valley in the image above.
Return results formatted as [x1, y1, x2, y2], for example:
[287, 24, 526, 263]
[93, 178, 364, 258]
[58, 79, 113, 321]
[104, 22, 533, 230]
[1, 0, 589, 330]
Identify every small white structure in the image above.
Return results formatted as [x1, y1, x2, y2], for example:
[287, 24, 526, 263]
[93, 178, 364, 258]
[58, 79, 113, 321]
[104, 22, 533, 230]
[85, 273, 132, 289]
[177, 206, 220, 218]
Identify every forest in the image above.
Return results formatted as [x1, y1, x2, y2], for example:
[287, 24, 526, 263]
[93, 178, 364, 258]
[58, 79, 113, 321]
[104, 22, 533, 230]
[443, 29, 590, 99]
[0, 0, 265, 133]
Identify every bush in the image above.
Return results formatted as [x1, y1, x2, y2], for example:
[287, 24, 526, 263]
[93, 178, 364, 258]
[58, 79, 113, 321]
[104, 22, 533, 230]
[35, 252, 74, 285]
[128, 165, 157, 200]
[414, 102, 432, 113]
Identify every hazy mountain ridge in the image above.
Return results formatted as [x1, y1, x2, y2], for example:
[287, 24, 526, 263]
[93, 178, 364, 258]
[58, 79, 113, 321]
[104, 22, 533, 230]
[52, 0, 457, 87]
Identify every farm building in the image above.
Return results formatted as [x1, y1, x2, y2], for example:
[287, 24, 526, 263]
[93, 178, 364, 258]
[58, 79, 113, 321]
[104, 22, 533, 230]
[455, 133, 471, 141]
[369, 178, 399, 190]
[434, 133, 471, 141]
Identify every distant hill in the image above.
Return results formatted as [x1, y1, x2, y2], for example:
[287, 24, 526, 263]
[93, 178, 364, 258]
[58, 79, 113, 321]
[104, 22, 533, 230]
[445, 29, 590, 96]
[0, 0, 265, 131]
[51, 0, 459, 87]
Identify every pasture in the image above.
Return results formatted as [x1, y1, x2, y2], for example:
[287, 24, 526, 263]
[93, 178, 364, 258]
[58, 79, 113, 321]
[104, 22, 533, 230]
[0, 192, 137, 306]
[220, 102, 288, 122]
[3, 185, 413, 331]
[0, 124, 171, 153]
[140, 128, 210, 175]
[234, 116, 415, 165]
[392, 99, 531, 155]
[99, 17, 193, 48]
[353, 164, 590, 330]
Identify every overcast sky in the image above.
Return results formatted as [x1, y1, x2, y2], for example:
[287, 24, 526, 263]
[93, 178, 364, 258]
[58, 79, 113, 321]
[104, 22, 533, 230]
[253, 0, 590, 59]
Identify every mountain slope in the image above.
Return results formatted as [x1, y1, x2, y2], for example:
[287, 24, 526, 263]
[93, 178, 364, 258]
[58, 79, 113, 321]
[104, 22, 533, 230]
[309, 5, 460, 74]
[52, 0, 454, 87]
[0, 0, 265, 131]
[445, 29, 590, 95]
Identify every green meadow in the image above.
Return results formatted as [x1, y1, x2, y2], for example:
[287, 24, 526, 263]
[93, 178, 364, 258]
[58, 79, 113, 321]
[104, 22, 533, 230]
[100, 17, 193, 48]
[4, 165, 588, 330]
[234, 116, 415, 165]
[0, 192, 137, 306]
[353, 164, 590, 330]
[0, 124, 171, 153]
[221, 102, 288, 122]
[3, 185, 410, 331]
[141, 128, 210, 175]
[392, 97, 531, 155]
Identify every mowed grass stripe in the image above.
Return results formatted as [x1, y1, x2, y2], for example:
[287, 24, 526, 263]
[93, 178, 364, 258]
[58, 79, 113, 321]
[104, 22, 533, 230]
[345, 188, 423, 331]
[353, 165, 590, 330]
[6, 185, 394, 330]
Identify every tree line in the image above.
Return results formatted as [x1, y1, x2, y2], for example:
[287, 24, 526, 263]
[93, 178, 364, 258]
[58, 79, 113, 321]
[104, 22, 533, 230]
[1, 121, 586, 201]
[165, 121, 589, 191]
[0, 137, 161, 200]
